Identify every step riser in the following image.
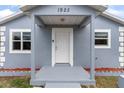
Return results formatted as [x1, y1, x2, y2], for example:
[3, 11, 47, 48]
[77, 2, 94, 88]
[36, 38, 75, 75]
[45, 83, 81, 88]
[30, 80, 96, 86]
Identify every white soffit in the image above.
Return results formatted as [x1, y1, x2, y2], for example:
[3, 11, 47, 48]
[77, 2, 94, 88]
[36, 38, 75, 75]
[40, 16, 86, 25]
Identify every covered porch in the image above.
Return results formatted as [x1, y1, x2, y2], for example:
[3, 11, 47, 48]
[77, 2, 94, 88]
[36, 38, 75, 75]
[30, 14, 95, 87]
[31, 65, 95, 87]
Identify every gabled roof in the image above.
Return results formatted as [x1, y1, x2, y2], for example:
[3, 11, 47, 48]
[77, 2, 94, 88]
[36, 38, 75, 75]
[0, 5, 124, 25]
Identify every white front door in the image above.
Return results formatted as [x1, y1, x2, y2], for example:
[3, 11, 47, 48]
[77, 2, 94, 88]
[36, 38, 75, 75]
[55, 30, 69, 63]
[52, 28, 73, 66]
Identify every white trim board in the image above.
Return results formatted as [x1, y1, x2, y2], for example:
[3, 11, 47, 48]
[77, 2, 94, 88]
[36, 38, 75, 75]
[52, 28, 73, 67]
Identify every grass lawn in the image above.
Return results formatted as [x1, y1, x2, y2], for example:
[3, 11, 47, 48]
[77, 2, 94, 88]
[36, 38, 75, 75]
[0, 76, 118, 88]
[0, 76, 33, 88]
[95, 76, 118, 88]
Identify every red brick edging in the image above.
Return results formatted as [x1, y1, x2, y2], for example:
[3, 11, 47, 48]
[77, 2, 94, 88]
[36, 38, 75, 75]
[0, 68, 40, 72]
[0, 68, 124, 72]
[85, 68, 124, 72]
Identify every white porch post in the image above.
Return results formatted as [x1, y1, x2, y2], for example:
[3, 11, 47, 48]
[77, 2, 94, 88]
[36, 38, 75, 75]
[90, 15, 95, 80]
[31, 15, 36, 80]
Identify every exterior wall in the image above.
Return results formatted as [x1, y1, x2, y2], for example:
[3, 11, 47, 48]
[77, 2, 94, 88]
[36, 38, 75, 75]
[0, 5, 123, 69]
[1, 15, 32, 68]
[35, 17, 51, 67]
[94, 16, 122, 68]
[74, 24, 91, 67]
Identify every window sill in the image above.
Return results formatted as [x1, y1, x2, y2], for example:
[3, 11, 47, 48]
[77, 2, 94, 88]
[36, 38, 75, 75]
[9, 51, 31, 54]
[95, 46, 111, 49]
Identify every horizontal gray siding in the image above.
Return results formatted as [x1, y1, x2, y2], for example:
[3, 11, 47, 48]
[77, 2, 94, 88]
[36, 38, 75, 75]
[3, 15, 31, 68]
[94, 16, 121, 68]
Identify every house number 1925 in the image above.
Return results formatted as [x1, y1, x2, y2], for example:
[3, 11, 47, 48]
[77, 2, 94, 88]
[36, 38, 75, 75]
[57, 8, 70, 13]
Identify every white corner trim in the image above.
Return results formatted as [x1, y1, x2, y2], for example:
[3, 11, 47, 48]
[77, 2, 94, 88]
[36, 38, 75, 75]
[0, 42, 4, 46]
[0, 63, 4, 67]
[119, 27, 124, 67]
[0, 26, 6, 31]
[0, 53, 4, 56]
[0, 36, 6, 41]
[119, 27, 124, 32]
[120, 32, 124, 36]
[120, 63, 124, 67]
[0, 57, 5, 62]
[119, 47, 124, 52]
[119, 57, 124, 62]
[120, 53, 124, 57]
[9, 28, 31, 54]
[119, 37, 124, 42]
[120, 43, 124, 47]
[95, 29, 111, 49]
[0, 32, 4, 36]
[0, 26, 6, 67]
[0, 47, 5, 52]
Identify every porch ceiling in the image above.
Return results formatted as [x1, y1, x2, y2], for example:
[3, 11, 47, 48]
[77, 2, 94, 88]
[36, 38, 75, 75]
[39, 16, 87, 25]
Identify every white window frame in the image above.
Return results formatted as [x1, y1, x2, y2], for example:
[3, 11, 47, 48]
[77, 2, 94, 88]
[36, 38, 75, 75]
[9, 29, 31, 53]
[95, 29, 111, 48]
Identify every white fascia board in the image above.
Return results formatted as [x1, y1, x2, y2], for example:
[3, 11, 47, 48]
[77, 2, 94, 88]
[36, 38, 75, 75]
[101, 11, 124, 25]
[20, 5, 37, 12]
[89, 5, 108, 12]
[0, 11, 24, 25]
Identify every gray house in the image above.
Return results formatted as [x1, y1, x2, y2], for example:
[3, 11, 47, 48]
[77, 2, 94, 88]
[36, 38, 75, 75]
[0, 5, 124, 87]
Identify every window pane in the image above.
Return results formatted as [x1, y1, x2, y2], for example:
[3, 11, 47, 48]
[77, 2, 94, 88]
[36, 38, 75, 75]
[95, 39, 108, 45]
[23, 42, 31, 50]
[13, 42, 21, 50]
[95, 32, 108, 38]
[13, 32, 21, 40]
[23, 32, 31, 40]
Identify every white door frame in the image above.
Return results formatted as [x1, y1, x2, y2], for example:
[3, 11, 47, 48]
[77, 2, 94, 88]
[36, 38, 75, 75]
[52, 28, 73, 67]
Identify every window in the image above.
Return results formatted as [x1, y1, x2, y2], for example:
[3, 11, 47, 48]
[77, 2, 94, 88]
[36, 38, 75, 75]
[95, 29, 111, 48]
[10, 29, 31, 53]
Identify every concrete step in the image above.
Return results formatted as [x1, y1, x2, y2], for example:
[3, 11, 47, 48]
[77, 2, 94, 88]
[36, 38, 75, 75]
[45, 83, 81, 88]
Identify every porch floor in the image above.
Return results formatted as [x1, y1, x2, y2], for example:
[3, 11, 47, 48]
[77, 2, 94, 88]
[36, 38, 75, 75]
[35, 66, 90, 82]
